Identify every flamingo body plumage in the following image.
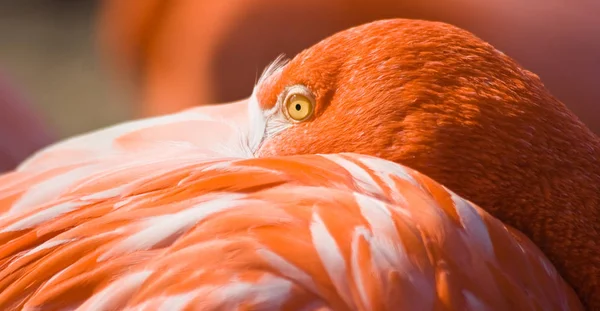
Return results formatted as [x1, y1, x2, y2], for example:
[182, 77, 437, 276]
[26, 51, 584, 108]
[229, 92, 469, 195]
[0, 106, 582, 310]
[1, 18, 598, 310]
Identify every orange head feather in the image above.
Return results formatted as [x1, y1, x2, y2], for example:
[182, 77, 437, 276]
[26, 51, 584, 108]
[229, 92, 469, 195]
[252, 19, 600, 308]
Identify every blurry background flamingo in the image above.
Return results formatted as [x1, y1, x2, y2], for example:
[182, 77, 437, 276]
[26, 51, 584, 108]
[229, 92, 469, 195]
[0, 0, 598, 164]
[97, 0, 600, 135]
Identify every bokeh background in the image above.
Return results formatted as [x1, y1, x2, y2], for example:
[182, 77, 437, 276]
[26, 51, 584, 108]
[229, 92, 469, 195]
[0, 0, 598, 171]
[0, 0, 130, 138]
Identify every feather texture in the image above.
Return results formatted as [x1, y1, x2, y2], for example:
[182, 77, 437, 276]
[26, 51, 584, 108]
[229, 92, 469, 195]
[0, 106, 582, 310]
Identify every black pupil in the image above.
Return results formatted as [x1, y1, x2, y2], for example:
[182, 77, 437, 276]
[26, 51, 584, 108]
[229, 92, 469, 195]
[294, 103, 302, 111]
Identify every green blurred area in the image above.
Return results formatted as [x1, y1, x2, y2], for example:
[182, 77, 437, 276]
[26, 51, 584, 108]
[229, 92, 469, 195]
[0, 0, 131, 139]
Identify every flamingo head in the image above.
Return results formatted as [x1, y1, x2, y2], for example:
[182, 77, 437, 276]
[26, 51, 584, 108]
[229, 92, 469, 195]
[246, 19, 600, 307]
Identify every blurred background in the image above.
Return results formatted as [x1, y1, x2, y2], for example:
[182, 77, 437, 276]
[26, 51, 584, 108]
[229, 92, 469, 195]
[0, 0, 598, 171]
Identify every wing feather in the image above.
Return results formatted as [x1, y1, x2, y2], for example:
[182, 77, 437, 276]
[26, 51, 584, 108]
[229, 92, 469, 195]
[0, 151, 583, 310]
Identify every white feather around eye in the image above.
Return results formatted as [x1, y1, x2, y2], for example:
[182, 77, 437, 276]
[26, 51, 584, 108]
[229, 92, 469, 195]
[247, 55, 292, 154]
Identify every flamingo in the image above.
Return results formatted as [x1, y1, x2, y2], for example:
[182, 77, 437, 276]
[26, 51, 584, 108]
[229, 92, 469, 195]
[97, 0, 600, 135]
[1, 19, 598, 310]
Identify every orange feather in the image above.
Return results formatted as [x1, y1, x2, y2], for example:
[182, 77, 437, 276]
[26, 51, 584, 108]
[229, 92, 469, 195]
[3, 18, 599, 309]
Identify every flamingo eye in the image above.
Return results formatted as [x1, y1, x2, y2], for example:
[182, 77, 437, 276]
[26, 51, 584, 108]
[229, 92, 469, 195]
[284, 86, 315, 122]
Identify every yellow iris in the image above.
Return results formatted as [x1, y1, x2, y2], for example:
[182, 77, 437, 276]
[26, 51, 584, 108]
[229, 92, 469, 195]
[285, 93, 314, 121]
